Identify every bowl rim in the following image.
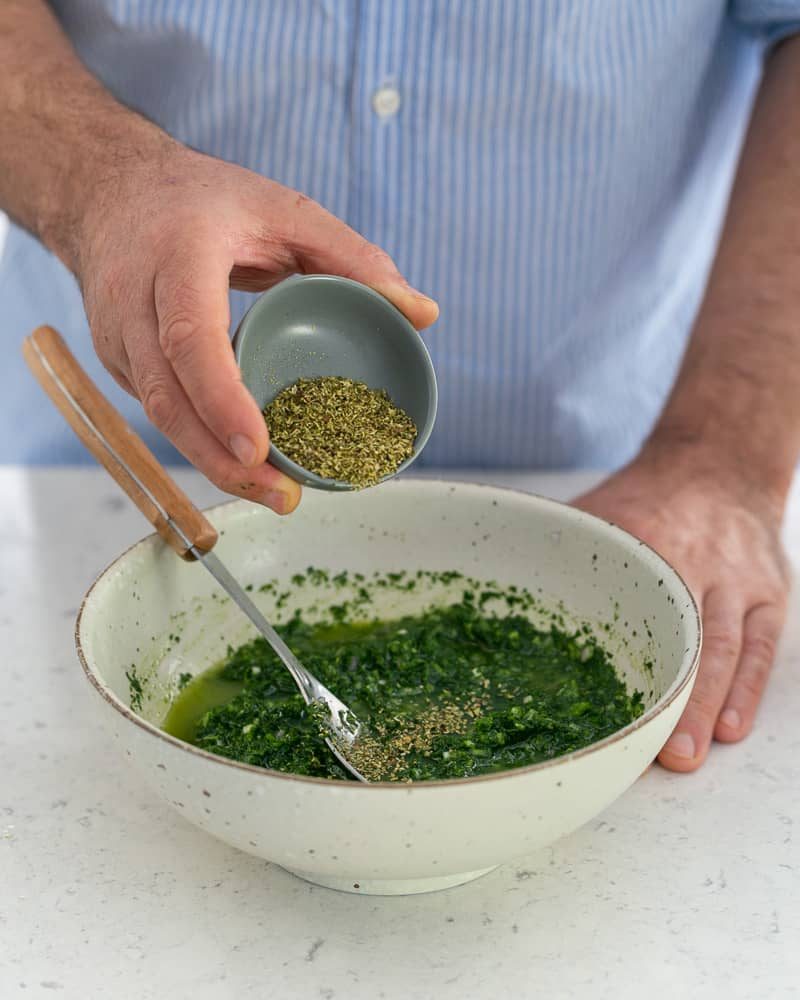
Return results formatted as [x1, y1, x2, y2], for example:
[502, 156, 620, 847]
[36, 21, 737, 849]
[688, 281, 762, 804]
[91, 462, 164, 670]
[75, 479, 702, 791]
[232, 274, 439, 490]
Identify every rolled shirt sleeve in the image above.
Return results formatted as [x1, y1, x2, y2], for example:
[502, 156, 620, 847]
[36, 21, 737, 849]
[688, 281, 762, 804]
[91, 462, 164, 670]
[729, 1, 800, 41]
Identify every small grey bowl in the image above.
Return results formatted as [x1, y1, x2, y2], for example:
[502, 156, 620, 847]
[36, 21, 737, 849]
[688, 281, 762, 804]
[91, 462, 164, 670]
[233, 274, 438, 490]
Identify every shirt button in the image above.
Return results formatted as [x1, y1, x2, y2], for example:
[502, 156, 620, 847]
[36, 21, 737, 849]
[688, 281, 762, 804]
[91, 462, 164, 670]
[371, 86, 401, 119]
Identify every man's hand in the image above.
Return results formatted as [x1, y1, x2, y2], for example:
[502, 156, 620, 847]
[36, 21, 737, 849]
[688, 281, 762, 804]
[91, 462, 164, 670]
[573, 447, 790, 772]
[573, 33, 800, 770]
[74, 138, 438, 514]
[0, 0, 437, 514]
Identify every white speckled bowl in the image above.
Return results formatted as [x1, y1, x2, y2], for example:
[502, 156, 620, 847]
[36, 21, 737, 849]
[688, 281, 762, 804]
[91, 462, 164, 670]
[76, 481, 701, 895]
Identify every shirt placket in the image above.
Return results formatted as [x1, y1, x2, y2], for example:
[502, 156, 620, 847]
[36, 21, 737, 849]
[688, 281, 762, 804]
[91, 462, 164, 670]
[348, 1, 427, 259]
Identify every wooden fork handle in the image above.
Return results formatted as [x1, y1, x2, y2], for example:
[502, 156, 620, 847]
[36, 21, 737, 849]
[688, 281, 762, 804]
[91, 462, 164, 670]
[22, 325, 218, 560]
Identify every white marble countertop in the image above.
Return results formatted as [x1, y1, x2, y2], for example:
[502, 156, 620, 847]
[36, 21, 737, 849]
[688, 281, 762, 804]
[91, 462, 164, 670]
[1, 467, 797, 1000]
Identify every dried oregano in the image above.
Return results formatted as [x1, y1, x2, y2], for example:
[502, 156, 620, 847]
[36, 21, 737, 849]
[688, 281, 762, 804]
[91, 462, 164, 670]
[263, 376, 417, 488]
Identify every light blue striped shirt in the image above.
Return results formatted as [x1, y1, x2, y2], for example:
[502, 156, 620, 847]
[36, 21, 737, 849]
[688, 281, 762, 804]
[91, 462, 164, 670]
[2, 1, 799, 468]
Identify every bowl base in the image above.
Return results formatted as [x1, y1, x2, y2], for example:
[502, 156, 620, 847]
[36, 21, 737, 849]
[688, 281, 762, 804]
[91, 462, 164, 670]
[283, 864, 498, 896]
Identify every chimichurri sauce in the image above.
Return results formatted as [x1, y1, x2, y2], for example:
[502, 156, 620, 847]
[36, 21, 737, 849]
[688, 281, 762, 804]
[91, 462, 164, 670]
[162, 596, 643, 781]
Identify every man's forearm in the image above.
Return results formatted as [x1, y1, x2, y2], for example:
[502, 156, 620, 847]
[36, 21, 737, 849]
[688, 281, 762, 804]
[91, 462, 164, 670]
[0, 0, 171, 272]
[646, 34, 800, 506]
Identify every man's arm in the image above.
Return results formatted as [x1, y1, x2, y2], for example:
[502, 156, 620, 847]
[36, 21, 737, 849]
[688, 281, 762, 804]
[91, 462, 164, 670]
[576, 34, 800, 770]
[0, 1, 171, 272]
[0, 0, 438, 512]
[650, 33, 800, 503]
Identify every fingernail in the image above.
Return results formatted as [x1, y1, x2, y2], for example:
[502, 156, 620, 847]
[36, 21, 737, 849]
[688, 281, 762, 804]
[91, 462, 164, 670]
[229, 433, 257, 467]
[664, 732, 695, 760]
[413, 292, 439, 324]
[719, 708, 741, 731]
[261, 489, 288, 514]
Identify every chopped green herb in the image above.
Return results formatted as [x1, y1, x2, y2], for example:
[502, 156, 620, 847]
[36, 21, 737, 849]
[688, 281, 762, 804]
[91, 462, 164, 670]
[126, 667, 147, 712]
[162, 592, 643, 781]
